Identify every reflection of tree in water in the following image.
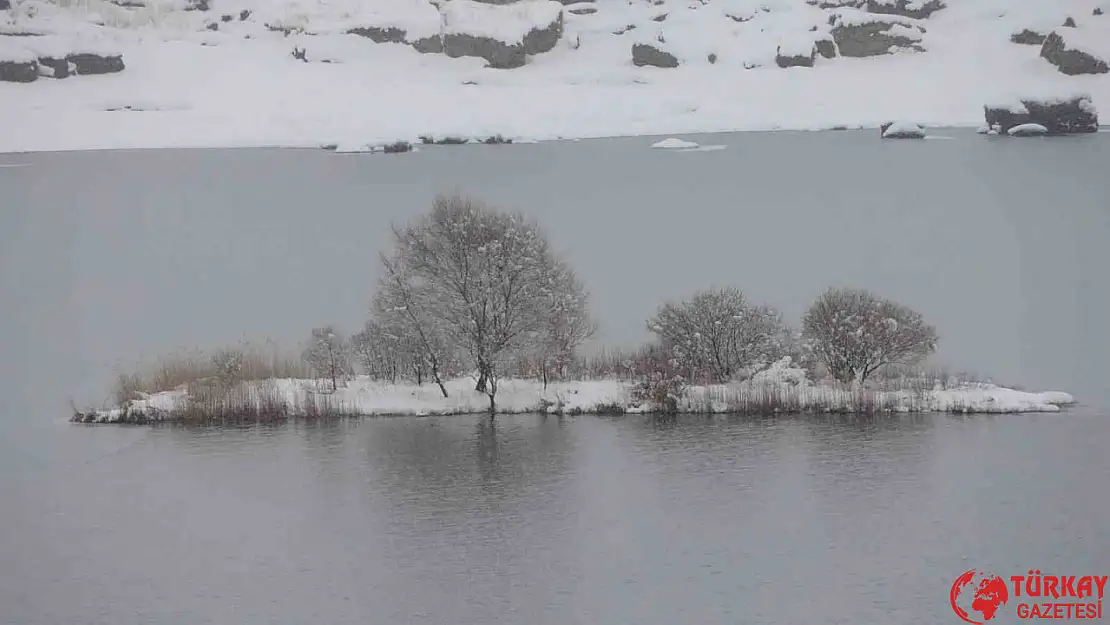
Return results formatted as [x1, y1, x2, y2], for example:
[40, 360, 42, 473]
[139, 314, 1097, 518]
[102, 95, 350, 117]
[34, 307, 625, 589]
[472, 418, 501, 484]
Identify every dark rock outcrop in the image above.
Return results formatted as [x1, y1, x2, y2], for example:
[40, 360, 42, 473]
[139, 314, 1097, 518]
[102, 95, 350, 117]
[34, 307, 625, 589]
[1010, 29, 1046, 45]
[1040, 30, 1109, 74]
[632, 42, 679, 67]
[865, 0, 945, 19]
[444, 33, 526, 68]
[568, 6, 596, 15]
[0, 59, 38, 82]
[815, 37, 837, 58]
[0, 0, 10, 9]
[411, 35, 444, 53]
[983, 96, 1099, 135]
[347, 25, 408, 44]
[1062, 16, 1076, 27]
[830, 13, 926, 57]
[806, 0, 864, 8]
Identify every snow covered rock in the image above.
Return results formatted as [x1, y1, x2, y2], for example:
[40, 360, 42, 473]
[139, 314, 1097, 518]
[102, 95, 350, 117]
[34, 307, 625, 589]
[776, 37, 817, 67]
[865, 0, 945, 20]
[1007, 123, 1048, 137]
[1040, 29, 1109, 75]
[829, 10, 926, 57]
[880, 121, 925, 138]
[632, 42, 679, 67]
[983, 95, 1098, 135]
[0, 39, 37, 82]
[441, 0, 564, 69]
[1010, 28, 1047, 45]
[19, 36, 124, 76]
[66, 51, 124, 74]
[0, 58, 37, 82]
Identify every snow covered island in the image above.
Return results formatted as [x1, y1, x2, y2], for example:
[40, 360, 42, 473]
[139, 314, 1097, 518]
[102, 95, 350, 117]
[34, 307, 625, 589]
[3, 0, 1110, 152]
[71, 194, 1078, 426]
[73, 358, 1077, 424]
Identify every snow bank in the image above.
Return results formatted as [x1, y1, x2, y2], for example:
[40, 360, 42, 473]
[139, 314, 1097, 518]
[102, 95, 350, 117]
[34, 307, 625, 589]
[3, 0, 1110, 151]
[0, 38, 37, 63]
[441, 0, 562, 46]
[74, 360, 1077, 424]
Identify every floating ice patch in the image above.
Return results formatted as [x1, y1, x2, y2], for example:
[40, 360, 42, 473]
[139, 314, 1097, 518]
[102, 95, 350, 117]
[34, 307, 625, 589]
[651, 137, 699, 149]
[333, 142, 374, 153]
[677, 144, 727, 152]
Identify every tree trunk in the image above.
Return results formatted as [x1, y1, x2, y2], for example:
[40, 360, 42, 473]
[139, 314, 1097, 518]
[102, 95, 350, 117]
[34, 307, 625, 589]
[487, 375, 498, 418]
[475, 362, 488, 393]
[415, 367, 423, 386]
[542, 362, 548, 391]
[431, 360, 449, 398]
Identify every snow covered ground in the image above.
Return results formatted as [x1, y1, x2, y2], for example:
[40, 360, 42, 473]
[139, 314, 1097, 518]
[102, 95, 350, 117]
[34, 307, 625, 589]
[2, 0, 1110, 153]
[76, 358, 1077, 423]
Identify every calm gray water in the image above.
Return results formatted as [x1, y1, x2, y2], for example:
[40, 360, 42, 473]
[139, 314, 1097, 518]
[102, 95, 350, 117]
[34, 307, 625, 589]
[2, 129, 1109, 624]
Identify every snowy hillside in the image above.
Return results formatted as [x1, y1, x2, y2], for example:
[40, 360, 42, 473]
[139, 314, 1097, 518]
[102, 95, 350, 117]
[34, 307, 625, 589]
[2, 0, 1109, 152]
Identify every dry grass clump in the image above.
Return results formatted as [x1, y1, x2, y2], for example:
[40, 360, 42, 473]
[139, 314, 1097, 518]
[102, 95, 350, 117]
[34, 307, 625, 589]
[110, 341, 310, 405]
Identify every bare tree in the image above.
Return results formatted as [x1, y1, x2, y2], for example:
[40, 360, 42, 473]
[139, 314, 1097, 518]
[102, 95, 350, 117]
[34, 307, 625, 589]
[302, 325, 350, 391]
[802, 287, 938, 386]
[647, 287, 788, 383]
[377, 194, 592, 415]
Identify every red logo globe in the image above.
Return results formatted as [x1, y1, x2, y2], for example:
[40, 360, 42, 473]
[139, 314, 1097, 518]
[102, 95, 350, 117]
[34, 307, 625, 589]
[951, 569, 1010, 624]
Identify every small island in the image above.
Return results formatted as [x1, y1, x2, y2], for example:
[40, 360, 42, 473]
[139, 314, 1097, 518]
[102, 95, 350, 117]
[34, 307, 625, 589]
[74, 194, 1075, 425]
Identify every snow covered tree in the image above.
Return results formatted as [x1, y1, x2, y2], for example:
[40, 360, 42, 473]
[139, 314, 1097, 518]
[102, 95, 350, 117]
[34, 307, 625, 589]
[376, 194, 592, 414]
[373, 250, 455, 398]
[302, 325, 350, 391]
[802, 287, 938, 385]
[647, 287, 788, 383]
[520, 259, 596, 389]
[351, 319, 406, 384]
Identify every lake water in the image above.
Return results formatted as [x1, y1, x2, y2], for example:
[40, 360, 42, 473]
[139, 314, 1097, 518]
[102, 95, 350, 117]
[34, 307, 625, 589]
[2, 129, 1109, 624]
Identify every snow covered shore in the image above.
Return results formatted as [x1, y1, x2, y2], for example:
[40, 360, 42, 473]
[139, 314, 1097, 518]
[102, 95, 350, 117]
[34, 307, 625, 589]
[73, 360, 1077, 424]
[3, 0, 1110, 153]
